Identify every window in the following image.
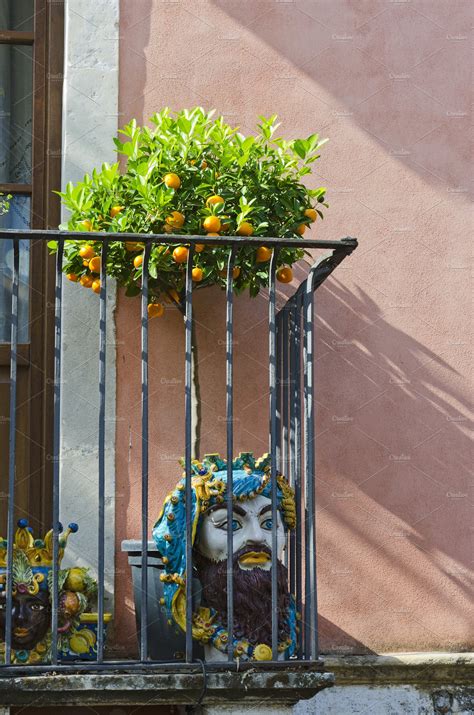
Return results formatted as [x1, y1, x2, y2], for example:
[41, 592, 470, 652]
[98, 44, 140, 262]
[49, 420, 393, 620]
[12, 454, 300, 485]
[0, 4, 33, 341]
[0, 0, 64, 531]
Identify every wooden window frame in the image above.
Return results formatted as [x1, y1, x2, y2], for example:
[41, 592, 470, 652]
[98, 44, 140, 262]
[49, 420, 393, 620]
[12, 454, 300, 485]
[0, 0, 64, 530]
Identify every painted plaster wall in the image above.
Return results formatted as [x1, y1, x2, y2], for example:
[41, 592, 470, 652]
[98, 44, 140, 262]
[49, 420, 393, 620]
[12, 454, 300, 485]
[59, 0, 119, 608]
[114, 0, 472, 655]
[297, 686, 473, 715]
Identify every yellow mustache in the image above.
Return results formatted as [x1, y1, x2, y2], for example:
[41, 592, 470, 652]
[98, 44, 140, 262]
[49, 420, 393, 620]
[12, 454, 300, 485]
[238, 551, 271, 565]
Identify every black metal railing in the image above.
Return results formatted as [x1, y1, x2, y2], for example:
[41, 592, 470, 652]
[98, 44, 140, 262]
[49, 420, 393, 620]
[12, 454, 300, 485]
[0, 229, 357, 674]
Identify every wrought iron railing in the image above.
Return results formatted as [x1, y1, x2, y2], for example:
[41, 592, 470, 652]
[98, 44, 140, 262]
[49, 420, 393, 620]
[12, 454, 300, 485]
[0, 230, 357, 674]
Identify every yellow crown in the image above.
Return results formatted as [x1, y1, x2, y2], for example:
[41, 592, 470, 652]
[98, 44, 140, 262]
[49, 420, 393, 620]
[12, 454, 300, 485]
[0, 519, 78, 568]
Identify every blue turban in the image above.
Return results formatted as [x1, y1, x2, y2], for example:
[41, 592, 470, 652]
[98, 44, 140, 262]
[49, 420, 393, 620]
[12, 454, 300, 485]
[152, 452, 297, 661]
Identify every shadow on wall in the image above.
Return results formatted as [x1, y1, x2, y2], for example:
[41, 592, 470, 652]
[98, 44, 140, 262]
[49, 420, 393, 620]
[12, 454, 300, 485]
[232, 271, 471, 653]
[211, 0, 471, 191]
[317, 275, 472, 557]
[319, 615, 375, 656]
[312, 277, 472, 653]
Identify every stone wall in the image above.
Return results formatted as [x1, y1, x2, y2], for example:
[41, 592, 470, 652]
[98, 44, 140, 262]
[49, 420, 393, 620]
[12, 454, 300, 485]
[59, 0, 120, 609]
[298, 653, 474, 714]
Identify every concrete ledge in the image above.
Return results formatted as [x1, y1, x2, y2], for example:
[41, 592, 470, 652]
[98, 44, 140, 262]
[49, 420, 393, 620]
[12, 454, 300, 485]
[0, 668, 334, 707]
[325, 652, 474, 686]
[1, 654, 471, 708]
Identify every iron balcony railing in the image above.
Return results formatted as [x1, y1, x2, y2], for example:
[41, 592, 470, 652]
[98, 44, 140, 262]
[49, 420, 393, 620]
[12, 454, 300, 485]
[0, 229, 357, 674]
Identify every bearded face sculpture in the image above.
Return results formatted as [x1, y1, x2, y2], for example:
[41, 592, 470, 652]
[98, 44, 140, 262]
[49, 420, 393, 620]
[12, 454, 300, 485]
[153, 453, 297, 662]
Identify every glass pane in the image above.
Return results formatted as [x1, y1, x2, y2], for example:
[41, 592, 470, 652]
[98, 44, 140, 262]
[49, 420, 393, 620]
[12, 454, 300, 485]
[0, 194, 30, 342]
[0, 0, 34, 32]
[0, 44, 33, 183]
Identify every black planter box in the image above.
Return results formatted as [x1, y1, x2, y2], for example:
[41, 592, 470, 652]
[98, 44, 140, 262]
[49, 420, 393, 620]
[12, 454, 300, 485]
[121, 539, 203, 661]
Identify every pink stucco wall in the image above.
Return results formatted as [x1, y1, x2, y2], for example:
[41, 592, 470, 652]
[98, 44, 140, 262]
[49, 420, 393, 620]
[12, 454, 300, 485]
[114, 0, 472, 655]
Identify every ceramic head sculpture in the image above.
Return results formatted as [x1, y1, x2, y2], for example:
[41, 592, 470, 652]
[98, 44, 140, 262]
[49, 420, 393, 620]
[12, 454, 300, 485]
[153, 452, 297, 661]
[0, 520, 97, 664]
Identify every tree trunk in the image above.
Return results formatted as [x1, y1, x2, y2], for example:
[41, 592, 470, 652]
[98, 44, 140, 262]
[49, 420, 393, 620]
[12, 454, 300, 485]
[177, 300, 201, 460]
[190, 315, 201, 459]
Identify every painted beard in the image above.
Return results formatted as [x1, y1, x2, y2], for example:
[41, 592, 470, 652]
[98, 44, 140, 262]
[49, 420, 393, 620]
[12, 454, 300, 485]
[194, 544, 290, 647]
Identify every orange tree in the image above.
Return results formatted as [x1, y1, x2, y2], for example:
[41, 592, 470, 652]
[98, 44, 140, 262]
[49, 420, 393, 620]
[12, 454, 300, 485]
[48, 108, 327, 316]
[0, 193, 11, 217]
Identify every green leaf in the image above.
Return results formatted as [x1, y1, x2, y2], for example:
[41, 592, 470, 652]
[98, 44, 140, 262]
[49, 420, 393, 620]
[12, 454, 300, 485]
[177, 116, 191, 134]
[293, 140, 307, 159]
[306, 133, 319, 150]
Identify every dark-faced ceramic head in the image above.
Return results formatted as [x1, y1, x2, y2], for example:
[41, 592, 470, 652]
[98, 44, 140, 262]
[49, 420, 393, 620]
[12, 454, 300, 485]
[0, 588, 51, 651]
[0, 520, 98, 663]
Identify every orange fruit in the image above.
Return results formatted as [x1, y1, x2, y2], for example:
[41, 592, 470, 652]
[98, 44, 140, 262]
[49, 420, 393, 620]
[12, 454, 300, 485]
[163, 224, 174, 234]
[91, 279, 101, 294]
[206, 195, 224, 207]
[276, 267, 293, 284]
[221, 222, 230, 233]
[83, 260, 90, 267]
[201, 160, 208, 169]
[304, 208, 317, 222]
[148, 302, 164, 318]
[166, 211, 185, 228]
[124, 242, 139, 251]
[192, 267, 203, 282]
[88, 256, 101, 273]
[195, 244, 205, 253]
[110, 206, 124, 218]
[173, 246, 189, 264]
[81, 219, 92, 231]
[80, 274, 93, 288]
[237, 222, 253, 236]
[256, 246, 272, 263]
[67, 273, 79, 282]
[219, 267, 241, 280]
[79, 245, 95, 260]
[203, 216, 221, 233]
[296, 224, 306, 236]
[163, 173, 181, 190]
[133, 254, 143, 269]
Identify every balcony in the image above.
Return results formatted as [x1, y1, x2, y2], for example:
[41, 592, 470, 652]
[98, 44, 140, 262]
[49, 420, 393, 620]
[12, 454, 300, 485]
[0, 229, 357, 708]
